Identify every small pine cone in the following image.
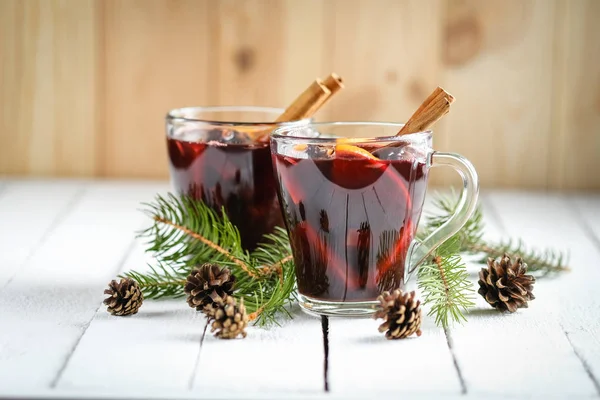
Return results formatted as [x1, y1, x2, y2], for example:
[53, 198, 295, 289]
[374, 290, 422, 340]
[205, 296, 249, 339]
[478, 254, 535, 312]
[103, 278, 143, 316]
[184, 263, 235, 311]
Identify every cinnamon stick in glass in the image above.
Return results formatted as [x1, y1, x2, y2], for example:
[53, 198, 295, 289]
[396, 86, 455, 135]
[274, 80, 332, 123]
[253, 73, 344, 142]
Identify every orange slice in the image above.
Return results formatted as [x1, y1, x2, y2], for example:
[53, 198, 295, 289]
[292, 144, 308, 152]
[334, 144, 381, 161]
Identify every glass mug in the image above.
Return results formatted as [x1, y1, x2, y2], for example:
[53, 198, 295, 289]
[271, 122, 479, 316]
[166, 106, 309, 251]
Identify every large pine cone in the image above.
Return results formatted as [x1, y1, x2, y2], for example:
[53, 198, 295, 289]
[184, 263, 235, 311]
[204, 296, 248, 339]
[103, 278, 143, 316]
[478, 254, 535, 312]
[374, 290, 422, 339]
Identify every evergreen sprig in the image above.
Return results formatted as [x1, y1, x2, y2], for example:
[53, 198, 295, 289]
[123, 193, 296, 326]
[139, 193, 249, 275]
[417, 236, 474, 327]
[466, 240, 569, 277]
[124, 262, 186, 299]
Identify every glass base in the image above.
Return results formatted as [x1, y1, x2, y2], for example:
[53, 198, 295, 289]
[298, 294, 379, 317]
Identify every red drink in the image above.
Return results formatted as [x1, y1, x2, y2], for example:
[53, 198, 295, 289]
[273, 146, 428, 302]
[165, 107, 299, 252]
[167, 138, 282, 251]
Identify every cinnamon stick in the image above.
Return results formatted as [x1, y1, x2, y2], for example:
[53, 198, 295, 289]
[321, 73, 344, 97]
[274, 80, 332, 123]
[253, 73, 343, 142]
[396, 86, 455, 135]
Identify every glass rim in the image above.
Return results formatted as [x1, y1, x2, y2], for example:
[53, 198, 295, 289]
[166, 105, 311, 126]
[271, 121, 433, 143]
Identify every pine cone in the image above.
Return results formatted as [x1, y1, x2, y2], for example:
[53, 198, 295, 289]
[478, 254, 535, 312]
[184, 263, 235, 311]
[374, 290, 422, 339]
[204, 296, 249, 339]
[103, 278, 143, 316]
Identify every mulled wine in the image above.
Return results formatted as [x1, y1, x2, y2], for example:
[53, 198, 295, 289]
[168, 138, 281, 251]
[273, 145, 428, 303]
[271, 122, 479, 316]
[166, 107, 300, 251]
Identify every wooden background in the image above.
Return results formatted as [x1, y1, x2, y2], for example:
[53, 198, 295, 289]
[0, 0, 599, 190]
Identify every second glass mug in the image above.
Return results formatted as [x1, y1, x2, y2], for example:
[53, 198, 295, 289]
[166, 106, 310, 251]
[271, 122, 479, 316]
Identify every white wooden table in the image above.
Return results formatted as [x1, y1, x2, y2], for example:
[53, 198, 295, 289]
[0, 179, 599, 399]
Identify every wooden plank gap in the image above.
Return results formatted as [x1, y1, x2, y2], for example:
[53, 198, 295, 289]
[562, 325, 600, 396]
[1, 186, 87, 291]
[187, 318, 210, 389]
[443, 326, 467, 394]
[49, 235, 139, 388]
[321, 315, 329, 393]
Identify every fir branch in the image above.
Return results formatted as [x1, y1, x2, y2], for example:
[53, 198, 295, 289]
[417, 236, 475, 328]
[152, 215, 260, 279]
[138, 193, 251, 274]
[243, 228, 297, 325]
[130, 193, 295, 326]
[122, 261, 187, 299]
[466, 240, 570, 277]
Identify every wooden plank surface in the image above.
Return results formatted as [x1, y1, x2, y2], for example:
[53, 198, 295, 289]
[56, 242, 204, 391]
[0, 180, 85, 286]
[1, 182, 600, 399]
[438, 0, 557, 189]
[280, 0, 326, 111]
[574, 195, 600, 246]
[322, 0, 443, 123]
[101, 0, 212, 179]
[549, 0, 600, 190]
[190, 309, 325, 395]
[327, 314, 462, 395]
[0, 182, 161, 388]
[477, 192, 600, 395]
[447, 196, 596, 396]
[208, 0, 285, 108]
[0, 0, 99, 176]
[564, 194, 600, 394]
[2, 1, 600, 190]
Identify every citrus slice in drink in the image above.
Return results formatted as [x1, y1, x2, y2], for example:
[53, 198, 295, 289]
[334, 144, 381, 162]
[322, 144, 387, 189]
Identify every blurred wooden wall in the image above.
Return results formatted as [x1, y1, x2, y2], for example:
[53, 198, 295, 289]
[1, 0, 599, 189]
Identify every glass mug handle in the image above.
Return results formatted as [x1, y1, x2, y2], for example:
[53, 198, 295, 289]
[406, 151, 479, 279]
